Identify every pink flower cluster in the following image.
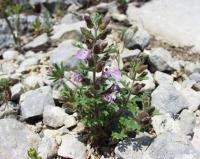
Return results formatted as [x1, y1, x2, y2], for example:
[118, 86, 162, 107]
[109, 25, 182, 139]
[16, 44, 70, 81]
[70, 72, 83, 82]
[76, 49, 91, 60]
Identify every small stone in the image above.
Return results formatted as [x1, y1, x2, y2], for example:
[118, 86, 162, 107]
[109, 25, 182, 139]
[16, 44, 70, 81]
[121, 49, 141, 61]
[63, 115, 77, 128]
[149, 48, 174, 72]
[3, 50, 19, 60]
[43, 106, 66, 128]
[192, 82, 200, 91]
[24, 33, 49, 50]
[43, 105, 77, 129]
[137, 70, 155, 91]
[181, 88, 200, 111]
[51, 21, 85, 41]
[185, 63, 200, 75]
[178, 109, 195, 136]
[10, 83, 25, 101]
[0, 102, 19, 119]
[154, 71, 173, 85]
[20, 86, 55, 119]
[124, 25, 150, 50]
[38, 137, 58, 159]
[189, 72, 200, 82]
[58, 134, 87, 159]
[20, 57, 39, 68]
[43, 126, 69, 139]
[24, 74, 43, 89]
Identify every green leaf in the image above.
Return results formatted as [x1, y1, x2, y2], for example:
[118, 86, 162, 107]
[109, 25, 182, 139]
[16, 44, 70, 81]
[80, 27, 94, 40]
[92, 13, 103, 27]
[48, 63, 65, 82]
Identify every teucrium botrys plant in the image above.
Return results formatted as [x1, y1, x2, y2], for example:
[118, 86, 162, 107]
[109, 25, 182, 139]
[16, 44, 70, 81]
[48, 13, 155, 145]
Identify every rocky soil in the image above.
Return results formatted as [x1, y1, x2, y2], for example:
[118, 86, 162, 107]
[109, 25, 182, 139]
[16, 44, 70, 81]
[0, 0, 200, 159]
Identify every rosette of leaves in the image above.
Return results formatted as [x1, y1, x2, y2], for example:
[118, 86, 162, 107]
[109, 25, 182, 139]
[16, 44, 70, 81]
[48, 13, 155, 145]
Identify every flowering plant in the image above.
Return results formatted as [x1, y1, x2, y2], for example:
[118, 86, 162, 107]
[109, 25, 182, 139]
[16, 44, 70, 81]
[49, 14, 155, 145]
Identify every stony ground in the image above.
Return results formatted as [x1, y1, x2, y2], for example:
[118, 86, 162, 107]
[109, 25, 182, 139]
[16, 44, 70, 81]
[0, 0, 200, 159]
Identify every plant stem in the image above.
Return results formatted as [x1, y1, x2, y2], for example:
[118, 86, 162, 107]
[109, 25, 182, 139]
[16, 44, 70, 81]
[92, 27, 98, 96]
[4, 16, 18, 45]
[124, 60, 137, 106]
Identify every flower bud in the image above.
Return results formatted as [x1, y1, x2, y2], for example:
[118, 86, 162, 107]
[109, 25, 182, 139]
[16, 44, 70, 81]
[98, 28, 112, 40]
[99, 18, 110, 30]
[100, 42, 108, 51]
[84, 15, 93, 29]
[137, 111, 151, 125]
[93, 43, 101, 54]
[132, 83, 145, 95]
[96, 62, 105, 72]
[136, 65, 147, 74]
[85, 39, 93, 49]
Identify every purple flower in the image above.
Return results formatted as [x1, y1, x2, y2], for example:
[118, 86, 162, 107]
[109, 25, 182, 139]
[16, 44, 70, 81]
[103, 68, 121, 80]
[102, 93, 115, 103]
[70, 72, 83, 82]
[110, 70, 121, 80]
[76, 49, 91, 60]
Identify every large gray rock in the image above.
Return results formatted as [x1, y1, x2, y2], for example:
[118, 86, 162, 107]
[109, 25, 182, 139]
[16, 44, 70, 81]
[0, 119, 40, 159]
[50, 21, 85, 41]
[151, 84, 188, 114]
[115, 133, 153, 159]
[10, 83, 25, 101]
[124, 25, 150, 50]
[20, 86, 55, 119]
[3, 50, 19, 61]
[127, 0, 200, 53]
[58, 134, 87, 159]
[50, 40, 79, 68]
[142, 132, 200, 159]
[149, 48, 174, 72]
